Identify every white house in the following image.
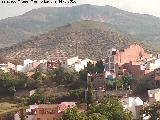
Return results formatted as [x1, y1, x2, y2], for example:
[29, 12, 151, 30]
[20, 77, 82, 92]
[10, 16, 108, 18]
[16, 59, 48, 72]
[141, 58, 160, 72]
[63, 56, 96, 72]
[16, 59, 34, 72]
[65, 56, 79, 67]
[16, 65, 25, 72]
[24, 59, 34, 66]
[14, 112, 21, 120]
[121, 97, 143, 119]
[74, 58, 95, 72]
[148, 88, 160, 104]
[40, 59, 48, 64]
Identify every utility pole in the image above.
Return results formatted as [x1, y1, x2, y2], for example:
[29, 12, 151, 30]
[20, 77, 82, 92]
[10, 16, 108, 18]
[76, 39, 78, 56]
[75, 39, 80, 56]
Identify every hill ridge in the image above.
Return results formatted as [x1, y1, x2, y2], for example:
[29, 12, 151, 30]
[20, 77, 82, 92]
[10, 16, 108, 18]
[0, 20, 132, 63]
[0, 4, 160, 50]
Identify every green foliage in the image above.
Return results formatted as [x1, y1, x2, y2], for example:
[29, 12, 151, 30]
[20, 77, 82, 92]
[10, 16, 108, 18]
[79, 70, 87, 81]
[51, 67, 79, 84]
[142, 101, 160, 120]
[85, 60, 104, 74]
[27, 93, 47, 105]
[60, 107, 86, 120]
[32, 71, 43, 81]
[0, 72, 31, 96]
[85, 62, 96, 73]
[46, 68, 84, 87]
[88, 113, 106, 120]
[121, 73, 133, 90]
[133, 77, 155, 95]
[106, 73, 133, 90]
[88, 96, 132, 120]
[26, 79, 40, 89]
[60, 97, 132, 120]
[54, 67, 65, 84]
[95, 60, 104, 73]
[87, 80, 93, 107]
[69, 89, 84, 102]
[115, 79, 123, 89]
[105, 79, 115, 87]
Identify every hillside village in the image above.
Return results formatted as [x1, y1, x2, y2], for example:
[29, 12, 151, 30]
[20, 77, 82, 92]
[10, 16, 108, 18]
[0, 43, 160, 120]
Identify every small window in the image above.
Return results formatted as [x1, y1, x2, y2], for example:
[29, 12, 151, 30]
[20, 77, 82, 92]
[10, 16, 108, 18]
[112, 51, 116, 55]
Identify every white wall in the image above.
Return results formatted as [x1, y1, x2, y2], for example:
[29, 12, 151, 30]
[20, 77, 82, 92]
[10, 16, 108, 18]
[74, 64, 83, 72]
[74, 58, 94, 72]
[60, 102, 76, 108]
[145, 58, 160, 71]
[66, 56, 79, 66]
[16, 65, 25, 72]
[14, 113, 21, 120]
[122, 97, 143, 120]
[148, 88, 160, 102]
[40, 59, 47, 63]
[24, 59, 33, 66]
[155, 59, 160, 69]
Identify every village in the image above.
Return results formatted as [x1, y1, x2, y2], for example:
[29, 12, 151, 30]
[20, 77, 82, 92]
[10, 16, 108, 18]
[0, 43, 160, 120]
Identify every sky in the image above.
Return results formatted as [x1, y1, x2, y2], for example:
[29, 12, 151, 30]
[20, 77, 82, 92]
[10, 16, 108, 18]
[0, 0, 160, 20]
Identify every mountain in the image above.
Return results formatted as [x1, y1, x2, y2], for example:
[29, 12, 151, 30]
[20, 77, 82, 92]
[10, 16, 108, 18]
[0, 20, 132, 63]
[0, 4, 160, 49]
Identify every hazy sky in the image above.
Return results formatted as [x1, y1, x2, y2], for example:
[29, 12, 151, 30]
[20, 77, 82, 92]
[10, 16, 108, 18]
[0, 0, 160, 20]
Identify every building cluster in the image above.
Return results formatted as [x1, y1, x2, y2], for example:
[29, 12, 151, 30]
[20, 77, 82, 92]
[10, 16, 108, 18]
[85, 43, 160, 120]
[3, 43, 160, 120]
[119, 88, 160, 119]
[0, 56, 95, 73]
[62, 56, 96, 72]
[105, 43, 160, 82]
[14, 102, 77, 120]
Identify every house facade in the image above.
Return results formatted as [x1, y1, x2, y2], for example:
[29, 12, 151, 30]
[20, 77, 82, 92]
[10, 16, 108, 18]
[120, 97, 144, 120]
[148, 88, 160, 105]
[15, 102, 76, 120]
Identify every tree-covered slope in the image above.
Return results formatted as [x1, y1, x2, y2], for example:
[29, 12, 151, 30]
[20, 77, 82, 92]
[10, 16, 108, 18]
[0, 4, 160, 49]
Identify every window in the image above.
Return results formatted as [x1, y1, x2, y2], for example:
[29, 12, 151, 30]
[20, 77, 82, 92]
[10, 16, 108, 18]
[110, 63, 115, 70]
[105, 64, 109, 71]
[105, 58, 109, 63]
[112, 51, 116, 55]
[110, 56, 114, 62]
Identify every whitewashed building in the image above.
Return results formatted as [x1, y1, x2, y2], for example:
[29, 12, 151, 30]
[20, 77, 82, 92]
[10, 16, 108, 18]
[16, 59, 48, 72]
[148, 88, 160, 104]
[121, 97, 143, 120]
[63, 56, 96, 72]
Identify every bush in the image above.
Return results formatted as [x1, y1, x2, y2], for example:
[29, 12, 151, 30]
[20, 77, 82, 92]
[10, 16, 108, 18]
[27, 93, 47, 105]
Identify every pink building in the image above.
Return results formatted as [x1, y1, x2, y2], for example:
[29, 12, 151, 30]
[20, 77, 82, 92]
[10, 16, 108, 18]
[105, 43, 152, 79]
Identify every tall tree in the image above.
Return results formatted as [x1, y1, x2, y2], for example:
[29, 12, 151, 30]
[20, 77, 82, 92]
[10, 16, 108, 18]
[85, 62, 96, 73]
[87, 80, 94, 109]
[88, 96, 132, 120]
[95, 60, 104, 73]
[122, 73, 133, 90]
[60, 96, 132, 120]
